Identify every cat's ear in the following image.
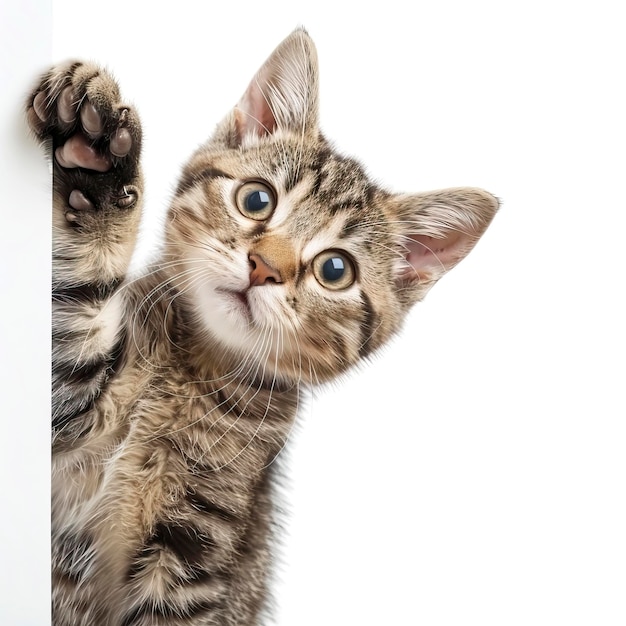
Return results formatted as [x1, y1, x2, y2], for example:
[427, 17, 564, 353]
[388, 187, 499, 304]
[234, 28, 319, 142]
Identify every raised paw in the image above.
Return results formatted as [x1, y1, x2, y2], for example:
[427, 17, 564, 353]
[27, 61, 143, 222]
[27, 61, 140, 173]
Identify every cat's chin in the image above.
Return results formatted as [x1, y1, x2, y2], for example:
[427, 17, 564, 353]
[194, 284, 282, 359]
[215, 288, 252, 324]
[195, 286, 254, 350]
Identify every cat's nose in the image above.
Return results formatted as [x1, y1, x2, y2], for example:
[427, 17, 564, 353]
[249, 253, 283, 287]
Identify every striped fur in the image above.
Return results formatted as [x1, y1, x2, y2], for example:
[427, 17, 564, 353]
[27, 29, 498, 625]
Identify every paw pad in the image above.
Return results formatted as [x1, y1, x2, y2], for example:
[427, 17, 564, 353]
[55, 134, 112, 172]
[28, 63, 139, 172]
[68, 190, 94, 211]
[29, 62, 142, 219]
[58, 87, 77, 125]
[110, 127, 132, 158]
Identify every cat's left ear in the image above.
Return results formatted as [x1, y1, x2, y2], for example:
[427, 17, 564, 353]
[388, 187, 499, 304]
[234, 28, 319, 142]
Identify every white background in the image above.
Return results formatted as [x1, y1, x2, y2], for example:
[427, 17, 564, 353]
[2, 1, 625, 624]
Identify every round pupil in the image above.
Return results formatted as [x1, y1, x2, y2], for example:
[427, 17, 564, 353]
[322, 257, 345, 282]
[246, 190, 270, 212]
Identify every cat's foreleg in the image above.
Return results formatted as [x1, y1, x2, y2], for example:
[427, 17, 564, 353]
[27, 62, 143, 432]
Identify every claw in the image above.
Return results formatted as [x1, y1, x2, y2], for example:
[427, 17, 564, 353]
[116, 186, 137, 208]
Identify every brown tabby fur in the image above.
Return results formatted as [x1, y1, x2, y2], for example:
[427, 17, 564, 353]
[27, 29, 498, 625]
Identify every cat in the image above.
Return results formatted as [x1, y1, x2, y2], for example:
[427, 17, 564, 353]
[27, 28, 498, 626]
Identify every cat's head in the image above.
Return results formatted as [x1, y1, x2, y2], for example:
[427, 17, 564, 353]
[164, 29, 498, 384]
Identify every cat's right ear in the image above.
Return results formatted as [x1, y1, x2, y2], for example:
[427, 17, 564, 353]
[388, 187, 499, 306]
[233, 28, 320, 143]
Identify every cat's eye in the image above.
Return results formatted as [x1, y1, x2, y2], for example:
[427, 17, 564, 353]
[235, 181, 276, 221]
[312, 250, 356, 290]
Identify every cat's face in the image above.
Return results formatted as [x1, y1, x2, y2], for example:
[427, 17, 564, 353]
[164, 30, 498, 384]
[166, 132, 403, 383]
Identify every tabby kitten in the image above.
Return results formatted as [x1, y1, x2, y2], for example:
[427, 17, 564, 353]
[27, 29, 497, 626]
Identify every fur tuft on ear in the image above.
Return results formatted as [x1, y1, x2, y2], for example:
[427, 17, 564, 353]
[234, 28, 319, 142]
[388, 187, 499, 303]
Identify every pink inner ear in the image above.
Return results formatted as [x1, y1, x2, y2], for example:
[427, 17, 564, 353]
[235, 81, 277, 140]
[402, 232, 469, 279]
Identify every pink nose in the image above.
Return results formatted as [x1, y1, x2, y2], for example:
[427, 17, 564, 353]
[249, 254, 283, 287]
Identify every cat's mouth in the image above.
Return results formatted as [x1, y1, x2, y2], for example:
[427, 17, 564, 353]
[217, 288, 252, 321]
